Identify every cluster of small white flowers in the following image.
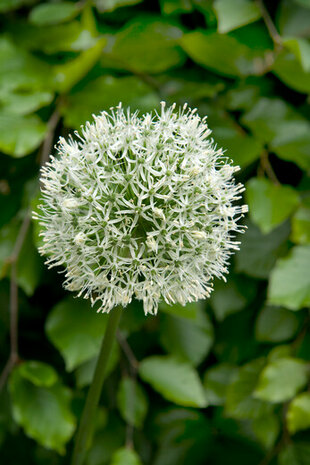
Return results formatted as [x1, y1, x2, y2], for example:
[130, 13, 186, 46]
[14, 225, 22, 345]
[34, 102, 247, 315]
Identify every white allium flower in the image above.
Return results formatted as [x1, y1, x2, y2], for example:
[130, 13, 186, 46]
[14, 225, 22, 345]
[34, 102, 247, 315]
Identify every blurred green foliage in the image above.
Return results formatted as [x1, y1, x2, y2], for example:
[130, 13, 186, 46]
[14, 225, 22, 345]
[0, 0, 310, 464]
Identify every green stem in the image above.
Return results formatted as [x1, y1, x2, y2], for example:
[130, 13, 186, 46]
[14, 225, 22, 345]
[71, 306, 123, 465]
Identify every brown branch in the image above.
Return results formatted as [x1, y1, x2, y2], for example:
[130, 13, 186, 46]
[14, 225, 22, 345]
[256, 0, 282, 48]
[260, 151, 280, 185]
[117, 331, 139, 374]
[0, 109, 61, 391]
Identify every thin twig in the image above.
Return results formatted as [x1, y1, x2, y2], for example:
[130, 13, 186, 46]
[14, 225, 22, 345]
[0, 109, 61, 391]
[40, 110, 60, 167]
[260, 151, 280, 185]
[256, 0, 282, 48]
[117, 331, 139, 374]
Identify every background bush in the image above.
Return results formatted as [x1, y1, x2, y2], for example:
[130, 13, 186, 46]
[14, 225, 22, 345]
[0, 0, 310, 464]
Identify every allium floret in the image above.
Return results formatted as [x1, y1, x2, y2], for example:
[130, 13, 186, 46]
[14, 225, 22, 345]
[34, 102, 247, 315]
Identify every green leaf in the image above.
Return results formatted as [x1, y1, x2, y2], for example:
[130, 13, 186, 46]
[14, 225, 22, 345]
[181, 30, 268, 77]
[94, 0, 142, 12]
[251, 412, 280, 449]
[29, 2, 79, 26]
[18, 361, 58, 388]
[203, 363, 237, 406]
[160, 0, 193, 15]
[291, 206, 310, 245]
[283, 37, 310, 72]
[110, 448, 142, 465]
[159, 311, 214, 366]
[235, 220, 290, 279]
[294, 0, 310, 8]
[255, 306, 299, 343]
[17, 225, 42, 296]
[0, 90, 53, 115]
[54, 37, 106, 93]
[242, 97, 310, 170]
[153, 408, 211, 465]
[116, 377, 148, 429]
[246, 178, 300, 234]
[9, 20, 96, 54]
[62, 75, 159, 129]
[0, 37, 53, 93]
[9, 363, 76, 453]
[210, 275, 255, 321]
[273, 50, 310, 94]
[287, 392, 310, 434]
[225, 358, 272, 420]
[0, 112, 46, 157]
[46, 296, 109, 371]
[139, 355, 207, 408]
[254, 358, 309, 403]
[268, 245, 310, 310]
[0, 0, 34, 12]
[159, 301, 200, 320]
[109, 17, 185, 73]
[279, 443, 310, 465]
[214, 0, 261, 33]
[278, 1, 310, 38]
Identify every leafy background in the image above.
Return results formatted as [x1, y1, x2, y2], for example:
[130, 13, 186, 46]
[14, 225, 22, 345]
[0, 0, 310, 464]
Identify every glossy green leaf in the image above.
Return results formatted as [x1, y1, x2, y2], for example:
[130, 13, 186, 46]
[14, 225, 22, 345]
[204, 363, 237, 406]
[46, 296, 109, 371]
[0, 90, 53, 115]
[287, 392, 310, 434]
[291, 206, 310, 244]
[214, 0, 261, 33]
[9, 363, 76, 453]
[235, 220, 290, 279]
[0, 112, 46, 157]
[29, 2, 79, 26]
[110, 17, 185, 73]
[18, 361, 58, 387]
[246, 178, 299, 234]
[110, 448, 142, 465]
[54, 37, 106, 93]
[268, 245, 310, 310]
[225, 358, 271, 419]
[62, 75, 159, 129]
[159, 311, 214, 366]
[0, 37, 53, 93]
[116, 377, 148, 428]
[139, 355, 207, 408]
[255, 306, 299, 342]
[254, 358, 308, 403]
[181, 31, 268, 77]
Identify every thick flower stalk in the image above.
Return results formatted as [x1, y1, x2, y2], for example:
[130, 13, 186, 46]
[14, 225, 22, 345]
[34, 102, 247, 315]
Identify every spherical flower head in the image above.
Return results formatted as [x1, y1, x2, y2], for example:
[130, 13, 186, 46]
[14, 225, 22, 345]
[34, 102, 247, 315]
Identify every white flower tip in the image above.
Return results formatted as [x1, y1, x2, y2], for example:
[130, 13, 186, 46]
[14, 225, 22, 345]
[191, 230, 207, 240]
[242, 205, 249, 213]
[62, 198, 80, 209]
[153, 207, 165, 221]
